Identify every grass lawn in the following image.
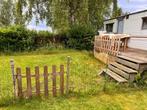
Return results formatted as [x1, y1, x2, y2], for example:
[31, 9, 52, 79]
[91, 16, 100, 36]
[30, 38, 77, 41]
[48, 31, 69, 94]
[1, 49, 147, 110]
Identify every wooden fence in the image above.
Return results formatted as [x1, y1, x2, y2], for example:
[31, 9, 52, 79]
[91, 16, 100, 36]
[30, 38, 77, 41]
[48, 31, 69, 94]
[10, 57, 71, 98]
[94, 34, 129, 56]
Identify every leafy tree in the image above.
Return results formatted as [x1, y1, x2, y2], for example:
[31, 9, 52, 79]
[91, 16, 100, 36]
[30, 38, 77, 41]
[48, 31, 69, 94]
[0, 0, 114, 32]
[112, 0, 122, 17]
[0, 0, 14, 26]
[88, 0, 113, 31]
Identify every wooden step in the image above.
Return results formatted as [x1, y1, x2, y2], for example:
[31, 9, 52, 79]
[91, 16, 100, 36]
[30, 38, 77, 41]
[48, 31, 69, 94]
[116, 57, 139, 70]
[108, 64, 129, 79]
[110, 62, 137, 74]
[103, 69, 127, 83]
[118, 55, 145, 64]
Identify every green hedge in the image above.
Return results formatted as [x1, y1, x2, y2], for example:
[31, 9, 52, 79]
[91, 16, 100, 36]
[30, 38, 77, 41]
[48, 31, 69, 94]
[66, 24, 95, 50]
[0, 25, 35, 52]
[0, 26, 58, 52]
[0, 25, 95, 52]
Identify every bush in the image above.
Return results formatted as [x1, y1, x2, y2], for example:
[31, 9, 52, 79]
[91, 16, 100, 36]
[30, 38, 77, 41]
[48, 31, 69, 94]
[66, 24, 95, 50]
[0, 26, 62, 52]
[0, 25, 35, 52]
[0, 24, 95, 52]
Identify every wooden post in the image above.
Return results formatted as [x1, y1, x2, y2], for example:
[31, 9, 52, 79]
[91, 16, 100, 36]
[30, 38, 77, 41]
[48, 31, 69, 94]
[60, 65, 64, 95]
[117, 36, 121, 55]
[66, 56, 71, 94]
[26, 67, 32, 98]
[10, 59, 16, 97]
[35, 66, 40, 96]
[52, 65, 56, 97]
[16, 67, 23, 98]
[44, 66, 49, 97]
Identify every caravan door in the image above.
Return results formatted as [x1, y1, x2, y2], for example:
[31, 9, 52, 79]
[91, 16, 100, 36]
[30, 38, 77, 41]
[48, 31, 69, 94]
[117, 19, 124, 34]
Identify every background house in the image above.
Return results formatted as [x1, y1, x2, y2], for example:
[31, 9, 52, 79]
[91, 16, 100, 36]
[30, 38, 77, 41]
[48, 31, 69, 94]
[103, 9, 147, 50]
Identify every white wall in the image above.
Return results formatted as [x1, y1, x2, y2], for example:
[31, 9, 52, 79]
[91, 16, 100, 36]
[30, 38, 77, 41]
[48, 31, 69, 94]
[123, 11, 147, 50]
[128, 38, 147, 50]
[104, 19, 118, 33]
[123, 11, 147, 36]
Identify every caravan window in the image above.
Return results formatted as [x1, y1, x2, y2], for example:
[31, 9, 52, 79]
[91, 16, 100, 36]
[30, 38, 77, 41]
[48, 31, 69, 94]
[106, 23, 114, 33]
[142, 17, 147, 30]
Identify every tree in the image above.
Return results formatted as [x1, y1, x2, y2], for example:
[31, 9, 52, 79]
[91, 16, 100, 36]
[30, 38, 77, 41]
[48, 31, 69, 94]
[112, 0, 122, 17]
[0, 0, 14, 26]
[50, 0, 113, 32]
[88, 0, 113, 30]
[0, 0, 114, 32]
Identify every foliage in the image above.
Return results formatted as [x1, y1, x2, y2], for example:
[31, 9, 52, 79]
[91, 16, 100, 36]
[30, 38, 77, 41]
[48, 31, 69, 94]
[0, 25, 66, 52]
[0, 0, 114, 32]
[50, 0, 113, 32]
[112, 0, 122, 18]
[0, 25, 35, 52]
[0, 25, 96, 51]
[88, 0, 113, 30]
[0, 0, 14, 26]
[66, 24, 95, 50]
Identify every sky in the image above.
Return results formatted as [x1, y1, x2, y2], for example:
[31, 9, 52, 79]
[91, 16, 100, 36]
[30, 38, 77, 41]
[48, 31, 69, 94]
[118, 0, 147, 12]
[27, 0, 147, 31]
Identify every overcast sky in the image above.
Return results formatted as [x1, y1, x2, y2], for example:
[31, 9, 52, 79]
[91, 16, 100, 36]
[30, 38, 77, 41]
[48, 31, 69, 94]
[118, 0, 147, 12]
[27, 0, 147, 31]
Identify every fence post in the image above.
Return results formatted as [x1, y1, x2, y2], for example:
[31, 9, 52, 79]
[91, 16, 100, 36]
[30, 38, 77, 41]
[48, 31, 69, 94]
[10, 59, 16, 97]
[26, 67, 32, 98]
[35, 66, 40, 96]
[66, 56, 71, 94]
[16, 67, 23, 98]
[60, 65, 64, 95]
[52, 65, 57, 97]
[44, 66, 49, 97]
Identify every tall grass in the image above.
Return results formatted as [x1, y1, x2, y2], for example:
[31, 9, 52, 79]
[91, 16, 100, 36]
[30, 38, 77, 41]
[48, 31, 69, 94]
[1, 49, 147, 110]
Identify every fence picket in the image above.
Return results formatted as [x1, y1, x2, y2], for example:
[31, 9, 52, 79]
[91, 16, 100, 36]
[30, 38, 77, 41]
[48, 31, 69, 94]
[60, 65, 64, 95]
[44, 66, 49, 97]
[16, 68, 23, 98]
[26, 67, 32, 98]
[35, 66, 40, 96]
[52, 65, 57, 97]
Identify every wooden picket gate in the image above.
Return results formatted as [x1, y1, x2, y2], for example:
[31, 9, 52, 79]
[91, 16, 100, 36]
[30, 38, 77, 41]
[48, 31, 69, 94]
[10, 57, 71, 98]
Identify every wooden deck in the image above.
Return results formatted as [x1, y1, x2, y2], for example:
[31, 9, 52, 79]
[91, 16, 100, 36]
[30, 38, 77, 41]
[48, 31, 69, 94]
[95, 34, 147, 82]
[100, 48, 147, 83]
[120, 48, 147, 63]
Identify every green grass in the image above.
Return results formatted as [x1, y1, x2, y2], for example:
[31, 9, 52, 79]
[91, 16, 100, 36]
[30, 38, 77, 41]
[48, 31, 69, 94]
[1, 49, 147, 110]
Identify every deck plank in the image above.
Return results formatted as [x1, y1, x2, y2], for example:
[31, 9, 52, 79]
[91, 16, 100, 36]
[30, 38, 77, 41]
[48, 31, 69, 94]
[103, 69, 127, 83]
[116, 57, 139, 70]
[108, 64, 129, 79]
[118, 55, 145, 63]
[110, 62, 137, 74]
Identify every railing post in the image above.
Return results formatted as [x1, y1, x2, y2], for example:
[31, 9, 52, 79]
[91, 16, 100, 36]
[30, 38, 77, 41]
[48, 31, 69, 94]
[66, 56, 71, 94]
[10, 59, 16, 97]
[117, 36, 121, 56]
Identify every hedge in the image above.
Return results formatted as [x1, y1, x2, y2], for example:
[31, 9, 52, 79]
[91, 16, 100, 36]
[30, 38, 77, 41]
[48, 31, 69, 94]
[0, 25, 95, 52]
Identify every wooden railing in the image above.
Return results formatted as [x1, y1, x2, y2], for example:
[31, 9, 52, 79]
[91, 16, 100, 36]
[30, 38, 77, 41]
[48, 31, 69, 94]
[94, 34, 130, 56]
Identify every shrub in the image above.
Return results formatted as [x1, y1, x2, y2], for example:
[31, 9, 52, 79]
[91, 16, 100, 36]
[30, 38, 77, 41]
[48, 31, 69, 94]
[66, 24, 95, 50]
[0, 24, 95, 52]
[0, 25, 35, 52]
